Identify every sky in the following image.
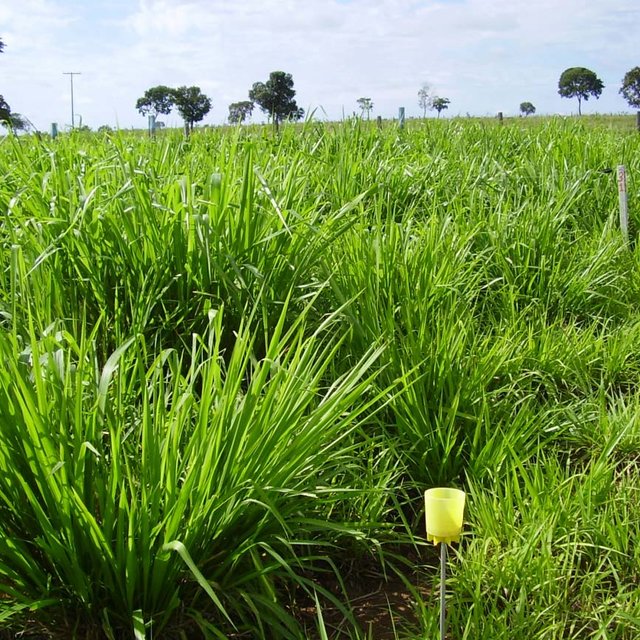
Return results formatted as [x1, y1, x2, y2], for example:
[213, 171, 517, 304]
[1, 0, 639, 131]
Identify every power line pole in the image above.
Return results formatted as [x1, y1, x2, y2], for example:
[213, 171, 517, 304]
[63, 72, 81, 129]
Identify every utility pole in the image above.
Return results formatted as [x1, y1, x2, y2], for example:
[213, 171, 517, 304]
[63, 72, 81, 129]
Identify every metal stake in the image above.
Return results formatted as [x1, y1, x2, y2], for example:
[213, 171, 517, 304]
[440, 542, 447, 640]
[63, 72, 81, 130]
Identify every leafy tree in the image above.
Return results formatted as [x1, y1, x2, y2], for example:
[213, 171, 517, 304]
[98, 125, 113, 133]
[173, 86, 212, 134]
[620, 67, 640, 109]
[1, 111, 28, 131]
[228, 100, 254, 124]
[356, 97, 373, 119]
[0, 38, 11, 123]
[249, 71, 303, 130]
[520, 101, 536, 116]
[430, 96, 450, 118]
[135, 85, 175, 118]
[558, 67, 604, 115]
[418, 84, 432, 118]
[0, 95, 10, 123]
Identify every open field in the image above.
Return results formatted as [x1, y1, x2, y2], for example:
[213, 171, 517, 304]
[0, 116, 640, 639]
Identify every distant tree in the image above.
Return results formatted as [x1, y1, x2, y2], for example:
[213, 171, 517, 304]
[0, 95, 10, 123]
[98, 125, 113, 133]
[249, 71, 303, 131]
[558, 67, 604, 115]
[135, 85, 175, 118]
[1, 113, 27, 131]
[418, 84, 432, 118]
[173, 86, 212, 134]
[620, 67, 640, 109]
[228, 100, 254, 124]
[357, 97, 373, 119]
[430, 96, 450, 118]
[0, 38, 12, 124]
[520, 101, 536, 116]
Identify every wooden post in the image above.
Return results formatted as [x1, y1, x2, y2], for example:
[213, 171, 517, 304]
[377, 115, 382, 129]
[398, 107, 405, 129]
[148, 114, 156, 137]
[498, 112, 503, 124]
[636, 111, 640, 132]
[617, 165, 629, 244]
[50, 123, 58, 139]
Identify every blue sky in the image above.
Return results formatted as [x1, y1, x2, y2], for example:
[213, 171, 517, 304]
[1, 0, 639, 130]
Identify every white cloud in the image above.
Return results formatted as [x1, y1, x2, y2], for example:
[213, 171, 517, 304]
[1, 0, 639, 129]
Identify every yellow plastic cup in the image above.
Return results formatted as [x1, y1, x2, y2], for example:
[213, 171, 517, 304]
[424, 488, 466, 545]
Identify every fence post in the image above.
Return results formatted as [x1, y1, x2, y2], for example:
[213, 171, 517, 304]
[398, 107, 405, 129]
[618, 165, 629, 244]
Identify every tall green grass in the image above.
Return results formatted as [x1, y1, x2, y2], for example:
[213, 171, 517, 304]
[1, 116, 640, 637]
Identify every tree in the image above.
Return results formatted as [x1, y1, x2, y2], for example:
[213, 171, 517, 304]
[620, 67, 640, 109]
[0, 105, 28, 131]
[249, 71, 303, 131]
[357, 97, 373, 119]
[173, 86, 212, 134]
[0, 95, 10, 123]
[228, 100, 254, 124]
[558, 67, 604, 115]
[0, 38, 11, 124]
[430, 97, 450, 117]
[418, 84, 432, 118]
[135, 85, 175, 118]
[520, 101, 536, 116]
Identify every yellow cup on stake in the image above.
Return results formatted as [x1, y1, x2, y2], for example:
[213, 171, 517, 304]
[424, 488, 466, 545]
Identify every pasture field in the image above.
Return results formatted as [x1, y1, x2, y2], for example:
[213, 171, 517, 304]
[0, 116, 640, 639]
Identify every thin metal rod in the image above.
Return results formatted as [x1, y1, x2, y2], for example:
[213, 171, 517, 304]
[63, 72, 81, 130]
[440, 542, 447, 640]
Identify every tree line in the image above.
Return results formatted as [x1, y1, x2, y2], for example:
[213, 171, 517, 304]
[134, 65, 638, 134]
[2, 32, 640, 133]
[136, 71, 303, 134]
[520, 66, 640, 118]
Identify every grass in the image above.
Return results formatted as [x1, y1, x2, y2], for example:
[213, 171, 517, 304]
[0, 115, 639, 638]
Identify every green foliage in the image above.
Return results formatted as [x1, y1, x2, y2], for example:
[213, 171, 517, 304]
[228, 100, 254, 124]
[519, 101, 536, 116]
[430, 96, 450, 117]
[558, 67, 605, 115]
[0, 95, 11, 123]
[173, 85, 212, 134]
[620, 66, 640, 109]
[249, 71, 303, 129]
[0, 118, 640, 638]
[135, 85, 175, 118]
[0, 296, 389, 637]
[0, 40, 12, 125]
